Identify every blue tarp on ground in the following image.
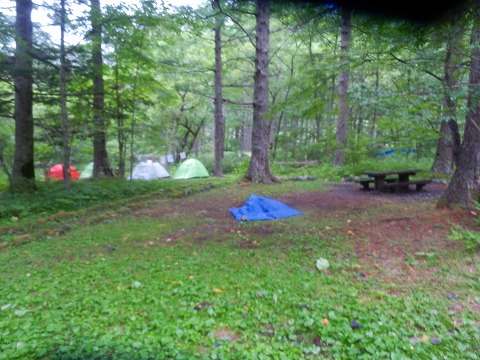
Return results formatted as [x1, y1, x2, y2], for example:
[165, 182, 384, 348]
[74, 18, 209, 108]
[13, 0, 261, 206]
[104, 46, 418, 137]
[229, 194, 304, 222]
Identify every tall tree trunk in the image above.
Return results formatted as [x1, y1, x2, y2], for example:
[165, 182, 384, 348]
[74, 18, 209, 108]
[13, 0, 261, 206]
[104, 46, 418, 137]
[369, 69, 379, 141]
[334, 6, 352, 166]
[241, 107, 251, 154]
[244, 0, 278, 183]
[60, 0, 72, 188]
[213, 0, 225, 177]
[437, 8, 480, 210]
[11, 0, 35, 192]
[114, 57, 126, 179]
[431, 18, 463, 174]
[90, 0, 114, 178]
[128, 34, 144, 177]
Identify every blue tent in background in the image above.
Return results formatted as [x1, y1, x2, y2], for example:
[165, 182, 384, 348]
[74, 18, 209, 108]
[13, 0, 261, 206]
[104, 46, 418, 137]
[229, 194, 304, 222]
[376, 149, 417, 157]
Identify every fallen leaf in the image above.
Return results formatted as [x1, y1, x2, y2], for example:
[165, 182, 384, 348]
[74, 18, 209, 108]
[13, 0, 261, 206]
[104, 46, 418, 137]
[214, 288, 223, 293]
[116, 286, 122, 291]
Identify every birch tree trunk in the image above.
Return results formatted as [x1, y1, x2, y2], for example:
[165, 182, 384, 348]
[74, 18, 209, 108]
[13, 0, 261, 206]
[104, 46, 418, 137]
[244, 0, 278, 183]
[11, 0, 35, 191]
[333, 6, 352, 167]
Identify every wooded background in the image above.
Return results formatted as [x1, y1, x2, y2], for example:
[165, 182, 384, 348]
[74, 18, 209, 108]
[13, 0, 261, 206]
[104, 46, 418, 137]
[0, 0, 476, 197]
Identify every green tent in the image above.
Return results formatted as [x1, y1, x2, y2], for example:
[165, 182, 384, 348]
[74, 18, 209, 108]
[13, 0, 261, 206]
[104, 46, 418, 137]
[173, 158, 209, 180]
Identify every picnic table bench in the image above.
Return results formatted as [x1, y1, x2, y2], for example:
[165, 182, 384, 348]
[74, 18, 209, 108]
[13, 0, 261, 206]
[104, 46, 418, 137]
[357, 169, 432, 192]
[382, 179, 432, 192]
[354, 177, 397, 190]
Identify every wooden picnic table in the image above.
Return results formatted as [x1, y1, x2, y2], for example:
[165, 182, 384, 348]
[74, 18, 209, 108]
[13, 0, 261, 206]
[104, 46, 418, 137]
[363, 169, 419, 190]
[357, 169, 431, 192]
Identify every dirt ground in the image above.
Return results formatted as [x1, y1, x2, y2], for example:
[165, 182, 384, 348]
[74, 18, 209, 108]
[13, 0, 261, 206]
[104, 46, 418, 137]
[133, 181, 479, 314]
[137, 181, 475, 279]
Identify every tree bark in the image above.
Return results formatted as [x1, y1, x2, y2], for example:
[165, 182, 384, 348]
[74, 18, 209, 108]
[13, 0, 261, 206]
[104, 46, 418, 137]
[431, 17, 463, 175]
[213, 0, 225, 177]
[11, 0, 35, 192]
[60, 0, 72, 188]
[90, 0, 114, 178]
[244, 0, 278, 183]
[333, 6, 352, 167]
[114, 55, 126, 179]
[437, 8, 480, 210]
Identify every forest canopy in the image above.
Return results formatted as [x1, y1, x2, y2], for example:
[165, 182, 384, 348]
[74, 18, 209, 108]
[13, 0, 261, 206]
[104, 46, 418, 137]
[0, 0, 478, 205]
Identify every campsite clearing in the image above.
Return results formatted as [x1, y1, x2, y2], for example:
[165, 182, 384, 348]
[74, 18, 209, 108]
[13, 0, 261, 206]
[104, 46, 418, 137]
[0, 180, 479, 359]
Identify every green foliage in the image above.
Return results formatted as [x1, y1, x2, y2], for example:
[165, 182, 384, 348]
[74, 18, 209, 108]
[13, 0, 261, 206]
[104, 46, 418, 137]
[447, 198, 480, 253]
[197, 152, 250, 175]
[0, 178, 221, 225]
[449, 225, 480, 252]
[0, 180, 478, 359]
[232, 156, 251, 176]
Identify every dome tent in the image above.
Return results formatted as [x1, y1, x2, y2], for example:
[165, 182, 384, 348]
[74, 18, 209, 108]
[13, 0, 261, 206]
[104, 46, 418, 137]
[173, 158, 209, 180]
[46, 164, 80, 180]
[80, 162, 93, 179]
[130, 160, 170, 180]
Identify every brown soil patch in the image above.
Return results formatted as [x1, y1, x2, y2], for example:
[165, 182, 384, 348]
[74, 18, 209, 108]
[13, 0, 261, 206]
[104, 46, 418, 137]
[131, 181, 477, 290]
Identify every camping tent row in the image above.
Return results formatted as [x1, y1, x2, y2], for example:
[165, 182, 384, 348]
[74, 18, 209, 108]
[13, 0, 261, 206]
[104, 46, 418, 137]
[130, 158, 209, 180]
[46, 158, 209, 181]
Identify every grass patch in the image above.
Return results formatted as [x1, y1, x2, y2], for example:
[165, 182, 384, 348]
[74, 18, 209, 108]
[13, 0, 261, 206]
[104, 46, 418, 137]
[0, 179, 479, 359]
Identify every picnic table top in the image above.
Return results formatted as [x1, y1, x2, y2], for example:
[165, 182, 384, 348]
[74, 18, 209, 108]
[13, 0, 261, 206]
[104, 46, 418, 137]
[363, 169, 420, 177]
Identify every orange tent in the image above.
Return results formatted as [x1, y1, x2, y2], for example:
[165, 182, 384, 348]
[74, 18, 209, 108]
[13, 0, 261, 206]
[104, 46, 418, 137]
[46, 164, 80, 180]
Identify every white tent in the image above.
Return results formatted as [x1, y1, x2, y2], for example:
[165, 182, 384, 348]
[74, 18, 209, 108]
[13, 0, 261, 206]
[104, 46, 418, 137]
[80, 162, 93, 179]
[130, 160, 170, 180]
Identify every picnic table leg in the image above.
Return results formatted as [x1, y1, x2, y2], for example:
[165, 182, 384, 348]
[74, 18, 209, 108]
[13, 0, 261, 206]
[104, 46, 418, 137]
[398, 174, 411, 190]
[375, 176, 386, 191]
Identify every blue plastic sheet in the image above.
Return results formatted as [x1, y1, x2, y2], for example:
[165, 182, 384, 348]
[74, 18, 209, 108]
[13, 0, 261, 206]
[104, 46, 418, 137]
[229, 194, 304, 222]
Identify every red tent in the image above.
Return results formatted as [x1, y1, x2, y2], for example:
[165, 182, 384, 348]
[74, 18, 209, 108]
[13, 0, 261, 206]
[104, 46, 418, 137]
[46, 164, 80, 180]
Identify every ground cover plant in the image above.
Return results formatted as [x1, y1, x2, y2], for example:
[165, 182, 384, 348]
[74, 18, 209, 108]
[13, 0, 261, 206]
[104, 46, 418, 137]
[0, 178, 479, 359]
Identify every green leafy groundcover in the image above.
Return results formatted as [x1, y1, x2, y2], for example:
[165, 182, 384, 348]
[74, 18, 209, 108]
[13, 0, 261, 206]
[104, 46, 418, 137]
[0, 181, 479, 359]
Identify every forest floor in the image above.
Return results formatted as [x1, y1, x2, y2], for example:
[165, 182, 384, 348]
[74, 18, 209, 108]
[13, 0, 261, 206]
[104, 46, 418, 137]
[133, 180, 479, 312]
[2, 179, 479, 359]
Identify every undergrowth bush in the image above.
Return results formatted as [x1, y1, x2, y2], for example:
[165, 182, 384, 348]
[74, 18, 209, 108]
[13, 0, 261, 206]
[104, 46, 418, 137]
[0, 178, 221, 225]
[197, 152, 249, 174]
[449, 225, 480, 252]
[449, 200, 480, 252]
